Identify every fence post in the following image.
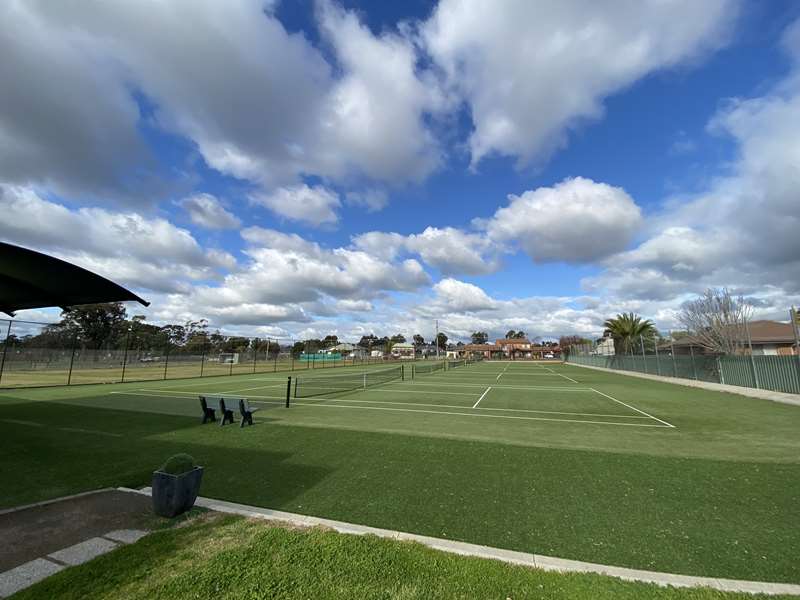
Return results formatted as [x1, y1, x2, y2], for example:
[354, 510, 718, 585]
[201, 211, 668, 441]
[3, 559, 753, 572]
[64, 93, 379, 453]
[654, 340, 661, 376]
[745, 318, 760, 389]
[253, 338, 258, 374]
[163, 344, 170, 380]
[790, 307, 800, 393]
[67, 333, 79, 385]
[639, 335, 647, 374]
[689, 346, 698, 380]
[120, 327, 132, 383]
[717, 356, 725, 385]
[671, 341, 677, 378]
[200, 335, 207, 377]
[0, 320, 12, 386]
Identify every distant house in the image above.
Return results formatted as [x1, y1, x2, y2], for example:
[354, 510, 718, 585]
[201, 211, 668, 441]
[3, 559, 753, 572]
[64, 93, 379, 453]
[495, 338, 533, 359]
[391, 342, 415, 359]
[666, 320, 799, 356]
[460, 343, 502, 359]
[416, 343, 439, 358]
[329, 343, 366, 358]
[594, 336, 615, 356]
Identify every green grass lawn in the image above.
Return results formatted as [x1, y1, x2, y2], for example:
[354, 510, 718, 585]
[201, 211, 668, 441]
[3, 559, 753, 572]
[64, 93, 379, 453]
[12, 513, 799, 600]
[2, 361, 799, 584]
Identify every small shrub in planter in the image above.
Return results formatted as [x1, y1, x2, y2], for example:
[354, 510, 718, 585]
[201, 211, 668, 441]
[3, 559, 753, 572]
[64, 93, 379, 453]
[152, 453, 203, 518]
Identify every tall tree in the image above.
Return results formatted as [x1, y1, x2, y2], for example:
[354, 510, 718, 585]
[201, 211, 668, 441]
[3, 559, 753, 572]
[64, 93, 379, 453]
[390, 334, 406, 344]
[514, 331, 527, 339]
[357, 334, 379, 348]
[412, 334, 425, 346]
[59, 303, 127, 349]
[471, 331, 488, 344]
[322, 335, 339, 348]
[603, 313, 656, 354]
[436, 332, 448, 349]
[505, 330, 517, 339]
[678, 288, 752, 355]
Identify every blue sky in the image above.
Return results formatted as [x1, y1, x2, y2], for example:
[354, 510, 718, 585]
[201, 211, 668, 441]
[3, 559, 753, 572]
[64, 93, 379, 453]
[1, 0, 799, 343]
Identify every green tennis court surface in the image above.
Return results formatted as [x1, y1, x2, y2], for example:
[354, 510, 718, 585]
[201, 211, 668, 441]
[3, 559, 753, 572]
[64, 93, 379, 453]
[2, 360, 799, 583]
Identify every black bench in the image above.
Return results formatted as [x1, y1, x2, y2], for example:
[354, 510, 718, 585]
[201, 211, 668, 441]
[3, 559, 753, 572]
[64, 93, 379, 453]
[199, 396, 216, 424]
[199, 396, 258, 427]
[238, 399, 260, 428]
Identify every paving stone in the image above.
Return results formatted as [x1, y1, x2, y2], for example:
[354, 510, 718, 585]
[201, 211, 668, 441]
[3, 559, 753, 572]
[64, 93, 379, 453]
[0, 558, 63, 598]
[103, 529, 148, 544]
[47, 537, 118, 566]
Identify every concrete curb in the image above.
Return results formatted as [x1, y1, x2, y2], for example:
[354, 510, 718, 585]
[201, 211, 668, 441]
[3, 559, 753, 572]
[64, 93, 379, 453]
[120, 487, 800, 596]
[0, 488, 115, 517]
[567, 362, 800, 407]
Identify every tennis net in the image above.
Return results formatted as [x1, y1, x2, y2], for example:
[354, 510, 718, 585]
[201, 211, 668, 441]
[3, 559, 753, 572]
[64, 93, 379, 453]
[293, 365, 403, 398]
[413, 361, 444, 377]
[448, 359, 465, 369]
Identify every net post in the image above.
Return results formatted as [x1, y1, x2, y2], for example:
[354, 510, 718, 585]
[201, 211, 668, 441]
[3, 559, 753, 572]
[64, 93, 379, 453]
[253, 337, 258, 374]
[401, 364, 405, 381]
[286, 377, 292, 407]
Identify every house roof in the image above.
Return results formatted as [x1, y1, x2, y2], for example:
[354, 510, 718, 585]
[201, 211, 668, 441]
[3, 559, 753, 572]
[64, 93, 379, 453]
[495, 338, 531, 345]
[392, 342, 415, 348]
[463, 343, 497, 351]
[330, 343, 355, 351]
[670, 320, 797, 347]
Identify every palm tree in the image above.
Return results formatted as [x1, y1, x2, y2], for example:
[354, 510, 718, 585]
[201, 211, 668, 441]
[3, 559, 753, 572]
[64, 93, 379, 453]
[603, 313, 656, 354]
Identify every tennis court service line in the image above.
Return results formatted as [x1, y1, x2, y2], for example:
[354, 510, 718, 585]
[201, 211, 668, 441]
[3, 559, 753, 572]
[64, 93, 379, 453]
[558, 373, 580, 383]
[473, 386, 491, 408]
[496, 363, 510, 380]
[590, 388, 676, 428]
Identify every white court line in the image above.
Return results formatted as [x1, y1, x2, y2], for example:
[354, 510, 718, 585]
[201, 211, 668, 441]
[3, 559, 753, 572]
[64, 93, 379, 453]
[284, 401, 672, 428]
[473, 386, 491, 408]
[250, 395, 650, 419]
[558, 373, 580, 384]
[383, 382, 592, 392]
[111, 390, 648, 420]
[219, 383, 286, 394]
[590, 388, 676, 428]
[496, 363, 510, 381]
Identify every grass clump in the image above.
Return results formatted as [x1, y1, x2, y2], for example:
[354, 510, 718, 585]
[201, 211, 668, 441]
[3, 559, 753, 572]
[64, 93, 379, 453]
[158, 453, 196, 475]
[16, 515, 800, 600]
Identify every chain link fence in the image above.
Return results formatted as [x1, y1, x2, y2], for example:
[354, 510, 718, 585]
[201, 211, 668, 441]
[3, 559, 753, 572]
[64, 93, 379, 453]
[0, 318, 406, 389]
[566, 335, 800, 394]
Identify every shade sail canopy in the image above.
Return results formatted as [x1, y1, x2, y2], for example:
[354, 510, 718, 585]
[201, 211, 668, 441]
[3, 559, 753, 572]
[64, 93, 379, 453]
[0, 242, 149, 317]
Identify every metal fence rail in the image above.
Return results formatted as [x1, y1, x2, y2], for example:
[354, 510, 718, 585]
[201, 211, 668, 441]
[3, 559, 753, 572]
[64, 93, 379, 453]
[567, 342, 800, 395]
[0, 318, 414, 389]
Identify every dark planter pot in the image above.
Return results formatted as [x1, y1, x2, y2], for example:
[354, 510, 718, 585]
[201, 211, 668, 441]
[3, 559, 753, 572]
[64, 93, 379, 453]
[152, 466, 203, 518]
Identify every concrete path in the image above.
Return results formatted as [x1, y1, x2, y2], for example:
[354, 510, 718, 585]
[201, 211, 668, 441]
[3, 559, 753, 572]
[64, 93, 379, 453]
[0, 529, 147, 598]
[125, 487, 800, 597]
[568, 362, 800, 407]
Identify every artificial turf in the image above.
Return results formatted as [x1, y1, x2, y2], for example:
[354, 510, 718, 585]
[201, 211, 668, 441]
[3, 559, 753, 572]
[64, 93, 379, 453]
[1, 362, 798, 584]
[12, 513, 799, 600]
